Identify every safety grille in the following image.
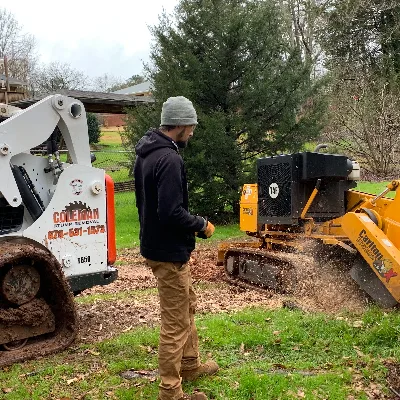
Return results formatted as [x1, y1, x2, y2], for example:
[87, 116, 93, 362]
[258, 163, 292, 217]
[0, 198, 24, 234]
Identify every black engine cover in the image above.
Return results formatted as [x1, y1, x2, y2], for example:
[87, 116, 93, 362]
[257, 152, 356, 225]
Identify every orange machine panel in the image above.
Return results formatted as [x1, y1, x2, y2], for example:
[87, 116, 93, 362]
[240, 184, 258, 233]
[105, 174, 117, 265]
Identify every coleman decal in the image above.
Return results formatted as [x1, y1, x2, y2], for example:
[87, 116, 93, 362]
[48, 201, 105, 240]
[53, 208, 99, 224]
[53, 202, 99, 227]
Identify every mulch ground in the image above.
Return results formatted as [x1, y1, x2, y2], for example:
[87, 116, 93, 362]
[76, 242, 370, 345]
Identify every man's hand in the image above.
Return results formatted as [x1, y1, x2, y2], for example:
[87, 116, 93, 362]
[197, 221, 215, 239]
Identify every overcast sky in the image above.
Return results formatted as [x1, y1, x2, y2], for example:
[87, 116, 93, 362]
[5, 0, 179, 80]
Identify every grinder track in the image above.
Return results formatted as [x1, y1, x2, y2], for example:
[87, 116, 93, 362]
[224, 248, 297, 294]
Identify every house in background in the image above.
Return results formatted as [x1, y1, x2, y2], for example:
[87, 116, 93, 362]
[102, 81, 153, 128]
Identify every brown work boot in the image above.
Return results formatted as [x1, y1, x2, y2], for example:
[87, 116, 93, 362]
[179, 392, 208, 400]
[180, 359, 219, 382]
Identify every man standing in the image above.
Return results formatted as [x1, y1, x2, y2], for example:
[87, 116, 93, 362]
[134, 96, 219, 400]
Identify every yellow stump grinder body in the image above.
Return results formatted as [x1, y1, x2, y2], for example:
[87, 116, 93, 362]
[218, 151, 400, 308]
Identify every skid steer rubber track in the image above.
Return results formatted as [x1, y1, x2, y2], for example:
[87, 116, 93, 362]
[0, 242, 77, 367]
[223, 248, 296, 293]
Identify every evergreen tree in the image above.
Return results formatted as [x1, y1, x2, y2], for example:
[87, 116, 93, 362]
[87, 113, 101, 144]
[125, 0, 326, 221]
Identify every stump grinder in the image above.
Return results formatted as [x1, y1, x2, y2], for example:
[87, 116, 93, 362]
[0, 95, 117, 366]
[218, 147, 400, 308]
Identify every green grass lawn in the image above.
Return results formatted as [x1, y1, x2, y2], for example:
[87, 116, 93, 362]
[355, 181, 394, 198]
[93, 151, 131, 183]
[115, 192, 139, 248]
[93, 128, 130, 183]
[99, 130, 123, 147]
[60, 150, 130, 183]
[1, 306, 398, 399]
[114, 192, 245, 249]
[56, 129, 130, 183]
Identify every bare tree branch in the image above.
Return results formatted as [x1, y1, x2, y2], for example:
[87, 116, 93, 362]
[31, 62, 89, 94]
[0, 8, 37, 82]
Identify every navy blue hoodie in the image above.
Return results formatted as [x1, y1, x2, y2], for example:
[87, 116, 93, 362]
[134, 129, 205, 262]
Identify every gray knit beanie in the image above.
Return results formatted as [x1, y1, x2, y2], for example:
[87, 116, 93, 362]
[161, 96, 198, 126]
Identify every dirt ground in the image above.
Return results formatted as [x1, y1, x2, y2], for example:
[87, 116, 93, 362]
[76, 242, 370, 345]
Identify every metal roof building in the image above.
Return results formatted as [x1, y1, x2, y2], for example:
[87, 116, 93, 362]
[112, 81, 153, 96]
[11, 89, 154, 114]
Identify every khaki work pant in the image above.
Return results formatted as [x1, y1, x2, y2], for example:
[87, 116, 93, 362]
[147, 259, 201, 400]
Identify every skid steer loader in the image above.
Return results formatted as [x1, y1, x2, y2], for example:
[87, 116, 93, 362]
[218, 148, 400, 308]
[0, 95, 117, 366]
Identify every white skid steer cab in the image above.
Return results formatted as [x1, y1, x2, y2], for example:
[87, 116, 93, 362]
[0, 95, 117, 366]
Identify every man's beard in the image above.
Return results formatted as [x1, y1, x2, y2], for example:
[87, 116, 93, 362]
[176, 128, 188, 148]
[176, 140, 188, 148]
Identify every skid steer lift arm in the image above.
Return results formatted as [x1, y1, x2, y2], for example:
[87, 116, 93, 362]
[0, 95, 91, 207]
